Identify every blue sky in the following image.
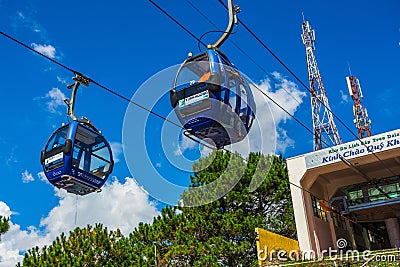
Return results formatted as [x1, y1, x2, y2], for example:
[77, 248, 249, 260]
[0, 0, 399, 264]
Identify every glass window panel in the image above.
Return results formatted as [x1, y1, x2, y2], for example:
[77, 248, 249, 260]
[349, 190, 363, 200]
[176, 56, 210, 86]
[72, 126, 111, 179]
[44, 126, 68, 171]
[225, 67, 238, 113]
[239, 83, 248, 124]
[311, 195, 327, 222]
[89, 143, 111, 179]
[45, 127, 68, 153]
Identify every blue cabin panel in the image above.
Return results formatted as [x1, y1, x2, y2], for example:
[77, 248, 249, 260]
[171, 47, 256, 148]
[41, 121, 113, 196]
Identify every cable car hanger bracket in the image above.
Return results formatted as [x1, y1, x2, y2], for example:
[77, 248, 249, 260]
[212, 0, 239, 48]
[65, 73, 99, 132]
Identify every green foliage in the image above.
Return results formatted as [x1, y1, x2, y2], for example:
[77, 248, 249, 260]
[20, 224, 127, 267]
[0, 216, 10, 241]
[20, 151, 296, 266]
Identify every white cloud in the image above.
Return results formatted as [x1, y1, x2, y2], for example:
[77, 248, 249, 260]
[0, 202, 11, 218]
[56, 76, 67, 84]
[267, 72, 307, 123]
[110, 142, 123, 163]
[232, 72, 306, 155]
[21, 170, 34, 183]
[42, 178, 159, 237]
[5, 147, 18, 166]
[174, 133, 198, 156]
[15, 11, 42, 34]
[276, 127, 295, 152]
[31, 43, 56, 59]
[0, 178, 159, 266]
[42, 88, 66, 114]
[340, 89, 349, 103]
[16, 12, 25, 19]
[0, 223, 49, 267]
[37, 171, 49, 184]
[174, 72, 306, 156]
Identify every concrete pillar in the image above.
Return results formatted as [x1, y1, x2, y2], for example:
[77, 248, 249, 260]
[385, 218, 400, 248]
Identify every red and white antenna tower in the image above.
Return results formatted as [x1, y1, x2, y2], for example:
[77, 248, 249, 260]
[301, 20, 342, 151]
[346, 73, 371, 139]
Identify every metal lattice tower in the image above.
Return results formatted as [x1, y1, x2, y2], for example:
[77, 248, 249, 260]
[301, 20, 342, 151]
[346, 75, 371, 139]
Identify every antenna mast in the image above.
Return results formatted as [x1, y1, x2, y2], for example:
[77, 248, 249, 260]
[301, 20, 342, 150]
[346, 75, 371, 139]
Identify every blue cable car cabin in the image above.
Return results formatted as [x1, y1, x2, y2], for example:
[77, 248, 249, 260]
[170, 48, 256, 149]
[41, 121, 114, 195]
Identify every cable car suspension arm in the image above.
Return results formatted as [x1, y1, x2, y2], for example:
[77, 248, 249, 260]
[65, 74, 99, 131]
[213, 0, 240, 48]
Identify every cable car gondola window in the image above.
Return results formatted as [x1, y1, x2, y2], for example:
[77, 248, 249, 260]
[226, 66, 238, 113]
[72, 141, 84, 169]
[45, 126, 68, 153]
[169, 0, 256, 149]
[239, 83, 248, 124]
[175, 54, 210, 86]
[73, 125, 112, 179]
[41, 74, 114, 195]
[89, 141, 112, 179]
[43, 126, 68, 171]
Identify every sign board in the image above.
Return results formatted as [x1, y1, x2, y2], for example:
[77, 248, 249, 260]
[305, 129, 400, 169]
[178, 90, 209, 108]
[44, 152, 63, 165]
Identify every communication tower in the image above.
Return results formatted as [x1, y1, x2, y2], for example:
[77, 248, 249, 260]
[301, 20, 342, 150]
[346, 75, 371, 139]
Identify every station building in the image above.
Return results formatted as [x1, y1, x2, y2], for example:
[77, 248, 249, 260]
[287, 128, 400, 254]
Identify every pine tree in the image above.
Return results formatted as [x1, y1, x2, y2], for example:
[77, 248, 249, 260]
[20, 151, 296, 266]
[0, 216, 10, 241]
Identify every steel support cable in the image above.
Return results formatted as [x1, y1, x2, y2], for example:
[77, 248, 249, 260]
[2, 26, 382, 223]
[144, 0, 396, 212]
[149, 0, 396, 192]
[216, 0, 397, 176]
[0, 29, 233, 154]
[1, 26, 321, 205]
[0, 31, 183, 130]
[250, 80, 395, 205]
[0, 5, 394, 209]
[2, 25, 316, 210]
[0, 12, 388, 234]
[184, 0, 303, 106]
[149, 0, 207, 48]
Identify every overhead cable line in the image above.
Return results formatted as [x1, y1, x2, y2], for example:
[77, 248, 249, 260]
[149, 0, 397, 202]
[146, 0, 368, 203]
[215, 0, 396, 176]
[184, 0, 303, 106]
[0, 29, 235, 155]
[0, 31, 183, 130]
[1, 26, 321, 200]
[0, 4, 394, 208]
[149, 0, 207, 48]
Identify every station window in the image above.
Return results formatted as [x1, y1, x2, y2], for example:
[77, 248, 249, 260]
[348, 189, 363, 205]
[311, 195, 327, 222]
[368, 183, 400, 202]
